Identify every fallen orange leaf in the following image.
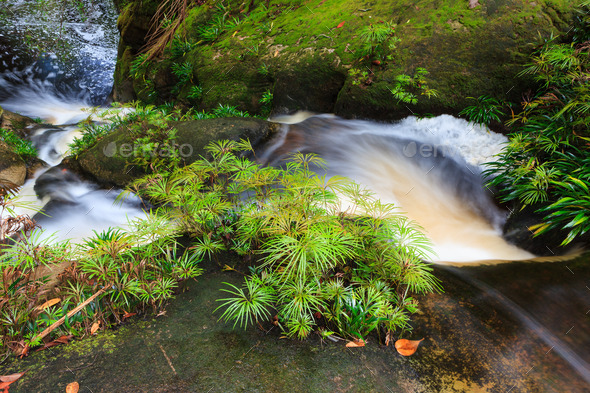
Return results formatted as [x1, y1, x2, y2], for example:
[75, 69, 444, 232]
[0, 372, 25, 392]
[18, 345, 29, 359]
[0, 381, 13, 392]
[90, 321, 101, 335]
[36, 298, 61, 311]
[66, 381, 79, 393]
[345, 339, 365, 347]
[123, 312, 137, 320]
[337, 21, 345, 28]
[0, 372, 25, 383]
[395, 338, 424, 356]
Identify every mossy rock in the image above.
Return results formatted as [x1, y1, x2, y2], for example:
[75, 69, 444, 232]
[73, 117, 279, 187]
[114, 0, 580, 120]
[0, 108, 39, 138]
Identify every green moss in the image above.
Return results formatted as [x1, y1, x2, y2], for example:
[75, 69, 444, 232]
[114, 0, 580, 119]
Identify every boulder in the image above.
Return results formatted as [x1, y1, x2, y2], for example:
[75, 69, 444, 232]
[113, 0, 580, 120]
[72, 117, 279, 187]
[0, 107, 40, 138]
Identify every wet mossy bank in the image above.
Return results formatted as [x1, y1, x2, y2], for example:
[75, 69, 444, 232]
[2, 256, 589, 392]
[114, 0, 579, 120]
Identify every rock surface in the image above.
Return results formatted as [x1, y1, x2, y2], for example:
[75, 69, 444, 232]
[3, 258, 589, 392]
[0, 143, 26, 186]
[72, 117, 279, 187]
[113, 0, 580, 120]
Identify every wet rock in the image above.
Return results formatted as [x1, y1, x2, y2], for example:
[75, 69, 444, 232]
[0, 143, 26, 186]
[4, 259, 590, 392]
[72, 117, 279, 187]
[0, 107, 39, 137]
[502, 205, 590, 255]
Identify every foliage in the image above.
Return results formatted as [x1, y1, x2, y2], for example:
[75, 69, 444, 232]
[171, 61, 194, 94]
[459, 96, 505, 125]
[257, 63, 270, 76]
[169, 34, 195, 59]
[348, 68, 370, 86]
[259, 89, 273, 116]
[129, 54, 151, 80]
[0, 129, 37, 159]
[127, 140, 441, 342]
[358, 21, 399, 61]
[212, 104, 250, 118]
[485, 17, 590, 246]
[187, 85, 204, 101]
[389, 68, 439, 105]
[196, 5, 241, 43]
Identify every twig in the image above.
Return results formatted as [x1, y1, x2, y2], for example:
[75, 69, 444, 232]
[23, 287, 107, 356]
[158, 343, 177, 375]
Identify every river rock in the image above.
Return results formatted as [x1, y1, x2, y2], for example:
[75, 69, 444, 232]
[72, 117, 279, 187]
[0, 143, 27, 186]
[0, 107, 39, 137]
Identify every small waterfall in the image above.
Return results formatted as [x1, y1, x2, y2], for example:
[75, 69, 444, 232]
[264, 114, 534, 263]
[12, 119, 146, 243]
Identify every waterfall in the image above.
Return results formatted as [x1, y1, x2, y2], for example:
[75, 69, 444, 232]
[263, 113, 535, 263]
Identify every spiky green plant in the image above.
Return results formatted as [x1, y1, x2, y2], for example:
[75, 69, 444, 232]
[485, 10, 590, 246]
[127, 139, 441, 342]
[459, 96, 505, 125]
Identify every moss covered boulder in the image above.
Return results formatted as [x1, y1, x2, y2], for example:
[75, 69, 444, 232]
[114, 0, 580, 120]
[72, 117, 279, 187]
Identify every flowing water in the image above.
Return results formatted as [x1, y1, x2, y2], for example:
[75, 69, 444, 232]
[264, 114, 534, 263]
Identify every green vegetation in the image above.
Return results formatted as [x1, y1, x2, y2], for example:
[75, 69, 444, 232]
[125, 140, 440, 341]
[1, 136, 440, 355]
[69, 102, 254, 162]
[357, 20, 399, 61]
[459, 95, 505, 125]
[0, 128, 37, 159]
[389, 68, 439, 105]
[485, 5, 590, 246]
[0, 210, 201, 356]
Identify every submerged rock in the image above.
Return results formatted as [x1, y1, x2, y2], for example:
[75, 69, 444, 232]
[503, 206, 590, 256]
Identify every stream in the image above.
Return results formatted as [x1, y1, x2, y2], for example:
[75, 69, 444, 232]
[0, 1, 589, 392]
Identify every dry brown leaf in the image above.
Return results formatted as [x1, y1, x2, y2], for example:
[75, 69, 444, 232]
[0, 372, 25, 383]
[66, 381, 79, 393]
[90, 321, 101, 335]
[395, 338, 424, 356]
[36, 298, 61, 311]
[345, 339, 365, 347]
[54, 335, 73, 345]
